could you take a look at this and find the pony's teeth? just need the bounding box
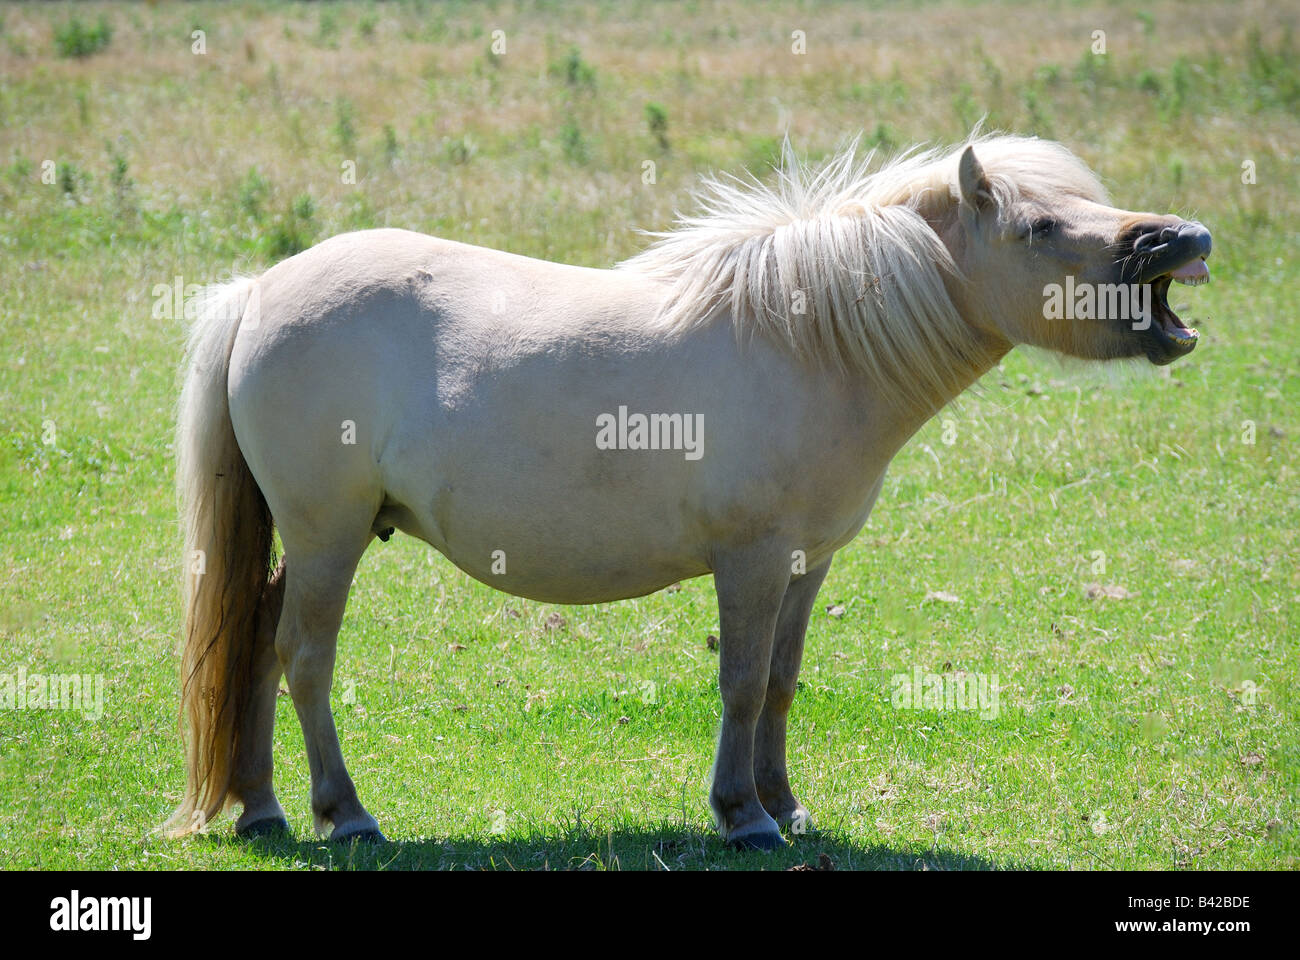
[1171,259,1210,285]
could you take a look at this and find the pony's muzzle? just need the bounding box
[1127,220,1212,282]
[1114,217,1214,365]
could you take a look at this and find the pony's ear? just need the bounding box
[958,146,994,215]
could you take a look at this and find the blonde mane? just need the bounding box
[619,133,1109,408]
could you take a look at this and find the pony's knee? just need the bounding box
[763,681,796,715]
[277,642,334,699]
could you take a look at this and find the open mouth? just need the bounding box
[1145,258,1208,362]
[1121,223,1213,365]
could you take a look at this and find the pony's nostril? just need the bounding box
[1132,224,1185,255]
[1133,231,1161,253]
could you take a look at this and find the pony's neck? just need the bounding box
[867,327,1012,453]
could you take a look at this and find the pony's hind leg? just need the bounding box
[231,559,291,836]
[274,535,383,842]
[753,557,831,833]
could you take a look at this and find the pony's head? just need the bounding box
[931,137,1212,367]
[622,133,1213,410]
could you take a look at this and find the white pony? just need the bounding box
[168,134,1211,849]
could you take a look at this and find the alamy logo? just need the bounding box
[595,406,704,461]
[0,668,103,720]
[49,891,151,940]
[1042,276,1152,328]
[891,666,1000,720]
[151,276,258,326]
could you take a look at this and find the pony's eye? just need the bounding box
[1017,218,1055,242]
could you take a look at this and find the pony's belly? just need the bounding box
[448,552,711,605]
[385,468,874,605]
[394,502,712,604]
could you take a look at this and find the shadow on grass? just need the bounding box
[204,823,1027,871]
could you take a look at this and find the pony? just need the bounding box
[166,133,1212,850]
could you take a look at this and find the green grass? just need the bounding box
[0,0,1296,870]
[52,15,113,60]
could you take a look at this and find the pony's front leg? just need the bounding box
[709,545,793,850]
[754,557,831,833]
[275,547,384,842]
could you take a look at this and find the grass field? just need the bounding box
[0,0,1296,870]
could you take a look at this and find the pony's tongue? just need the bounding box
[1171,259,1210,285]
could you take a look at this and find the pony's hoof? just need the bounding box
[331,825,388,844]
[728,830,787,852]
[236,816,292,838]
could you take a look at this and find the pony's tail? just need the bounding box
[164,278,276,838]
